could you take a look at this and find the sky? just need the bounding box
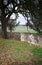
[10,13,27,25]
[10,13,33,25]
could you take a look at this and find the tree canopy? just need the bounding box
[0,0,42,38]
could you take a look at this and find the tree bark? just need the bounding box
[27,26,28,31]
[1,16,8,39]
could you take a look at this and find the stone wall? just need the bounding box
[8,32,20,40]
[21,33,42,45]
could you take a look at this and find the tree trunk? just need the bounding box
[36,28,41,33]
[1,17,8,39]
[27,26,28,31]
[10,30,12,38]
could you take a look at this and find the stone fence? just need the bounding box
[21,33,42,45]
[0,31,42,46]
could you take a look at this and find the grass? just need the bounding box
[7,26,38,33]
[0,39,42,65]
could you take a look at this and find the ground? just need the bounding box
[0,39,42,65]
[7,26,38,33]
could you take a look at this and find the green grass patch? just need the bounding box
[0,39,42,65]
[30,46,42,58]
[7,26,38,33]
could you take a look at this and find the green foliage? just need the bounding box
[8,19,19,31]
[8,19,19,38]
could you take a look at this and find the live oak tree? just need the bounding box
[0,0,42,38]
[24,0,42,33]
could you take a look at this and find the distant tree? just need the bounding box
[8,19,19,38]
